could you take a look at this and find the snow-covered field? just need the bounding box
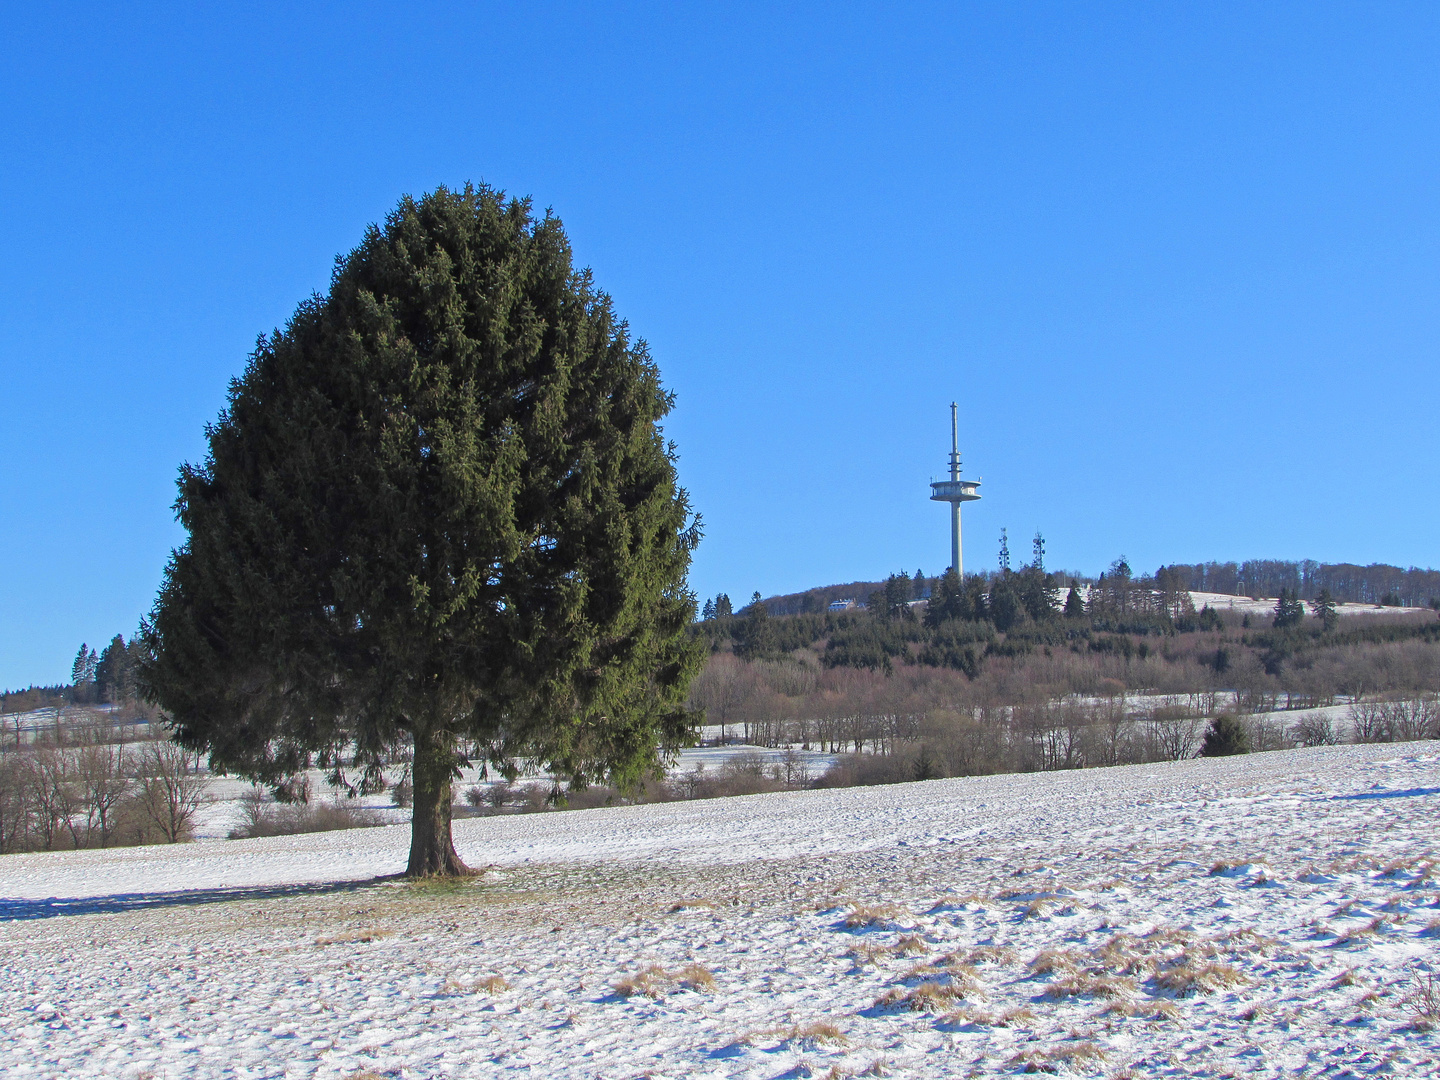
[1186,592,1431,620]
[4,743,1440,1078]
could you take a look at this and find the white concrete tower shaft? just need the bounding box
[929,402,981,576]
[948,402,961,573]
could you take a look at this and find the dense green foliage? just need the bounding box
[1200,713,1251,756]
[141,184,702,875]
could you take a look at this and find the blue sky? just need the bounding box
[3,2,1438,688]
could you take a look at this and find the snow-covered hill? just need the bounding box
[4,742,1439,1077]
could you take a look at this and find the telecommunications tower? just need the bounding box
[929,403,981,575]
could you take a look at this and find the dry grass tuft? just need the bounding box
[738,1020,848,1049]
[1029,948,1085,976]
[893,933,927,955]
[315,927,393,946]
[1008,1042,1106,1073]
[1423,918,1440,938]
[949,944,1017,967]
[929,893,988,910]
[844,903,906,929]
[1150,1000,1181,1021]
[1215,926,1281,952]
[847,942,893,966]
[1095,934,1156,976]
[615,962,713,997]
[876,980,967,1012]
[944,1004,1036,1028]
[441,973,509,995]
[1046,973,1136,1002]
[668,899,716,913]
[1154,961,1248,996]
[1381,855,1423,876]
[789,1020,848,1047]
[901,962,943,981]
[677,963,716,991]
[1330,968,1361,988]
[1333,916,1390,947]
[1404,970,1440,1031]
[613,964,671,999]
[1104,999,1178,1021]
[1023,898,1056,918]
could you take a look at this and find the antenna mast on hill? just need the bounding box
[929,403,981,575]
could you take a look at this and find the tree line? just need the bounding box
[1172,559,1440,607]
[0,710,208,854]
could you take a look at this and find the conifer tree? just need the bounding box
[95,635,131,704]
[1064,584,1086,618]
[924,568,970,626]
[1200,714,1250,756]
[1312,588,1338,631]
[988,576,1023,632]
[72,644,91,687]
[1272,588,1304,629]
[735,593,774,660]
[141,184,703,876]
[715,593,733,618]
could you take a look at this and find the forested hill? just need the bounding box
[753,559,1438,616]
[761,580,888,616]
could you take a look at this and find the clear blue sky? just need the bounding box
[3,2,1438,688]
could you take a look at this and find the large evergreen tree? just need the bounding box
[141,184,703,876]
[924,568,970,626]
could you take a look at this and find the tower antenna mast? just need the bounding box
[930,403,981,575]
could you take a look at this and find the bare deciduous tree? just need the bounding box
[135,741,209,843]
[76,740,131,848]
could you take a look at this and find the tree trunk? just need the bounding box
[407,728,472,877]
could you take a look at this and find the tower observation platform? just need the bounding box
[929,403,980,575]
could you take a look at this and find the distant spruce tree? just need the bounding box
[735,592,775,660]
[1064,584,1086,618]
[988,576,1024,632]
[701,597,716,621]
[924,568,970,626]
[95,634,132,704]
[912,568,927,600]
[141,184,703,877]
[1201,714,1250,756]
[964,574,990,622]
[71,644,92,687]
[715,593,733,618]
[1272,588,1305,629]
[1311,588,1338,632]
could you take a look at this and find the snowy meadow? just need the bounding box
[3,742,1439,1078]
